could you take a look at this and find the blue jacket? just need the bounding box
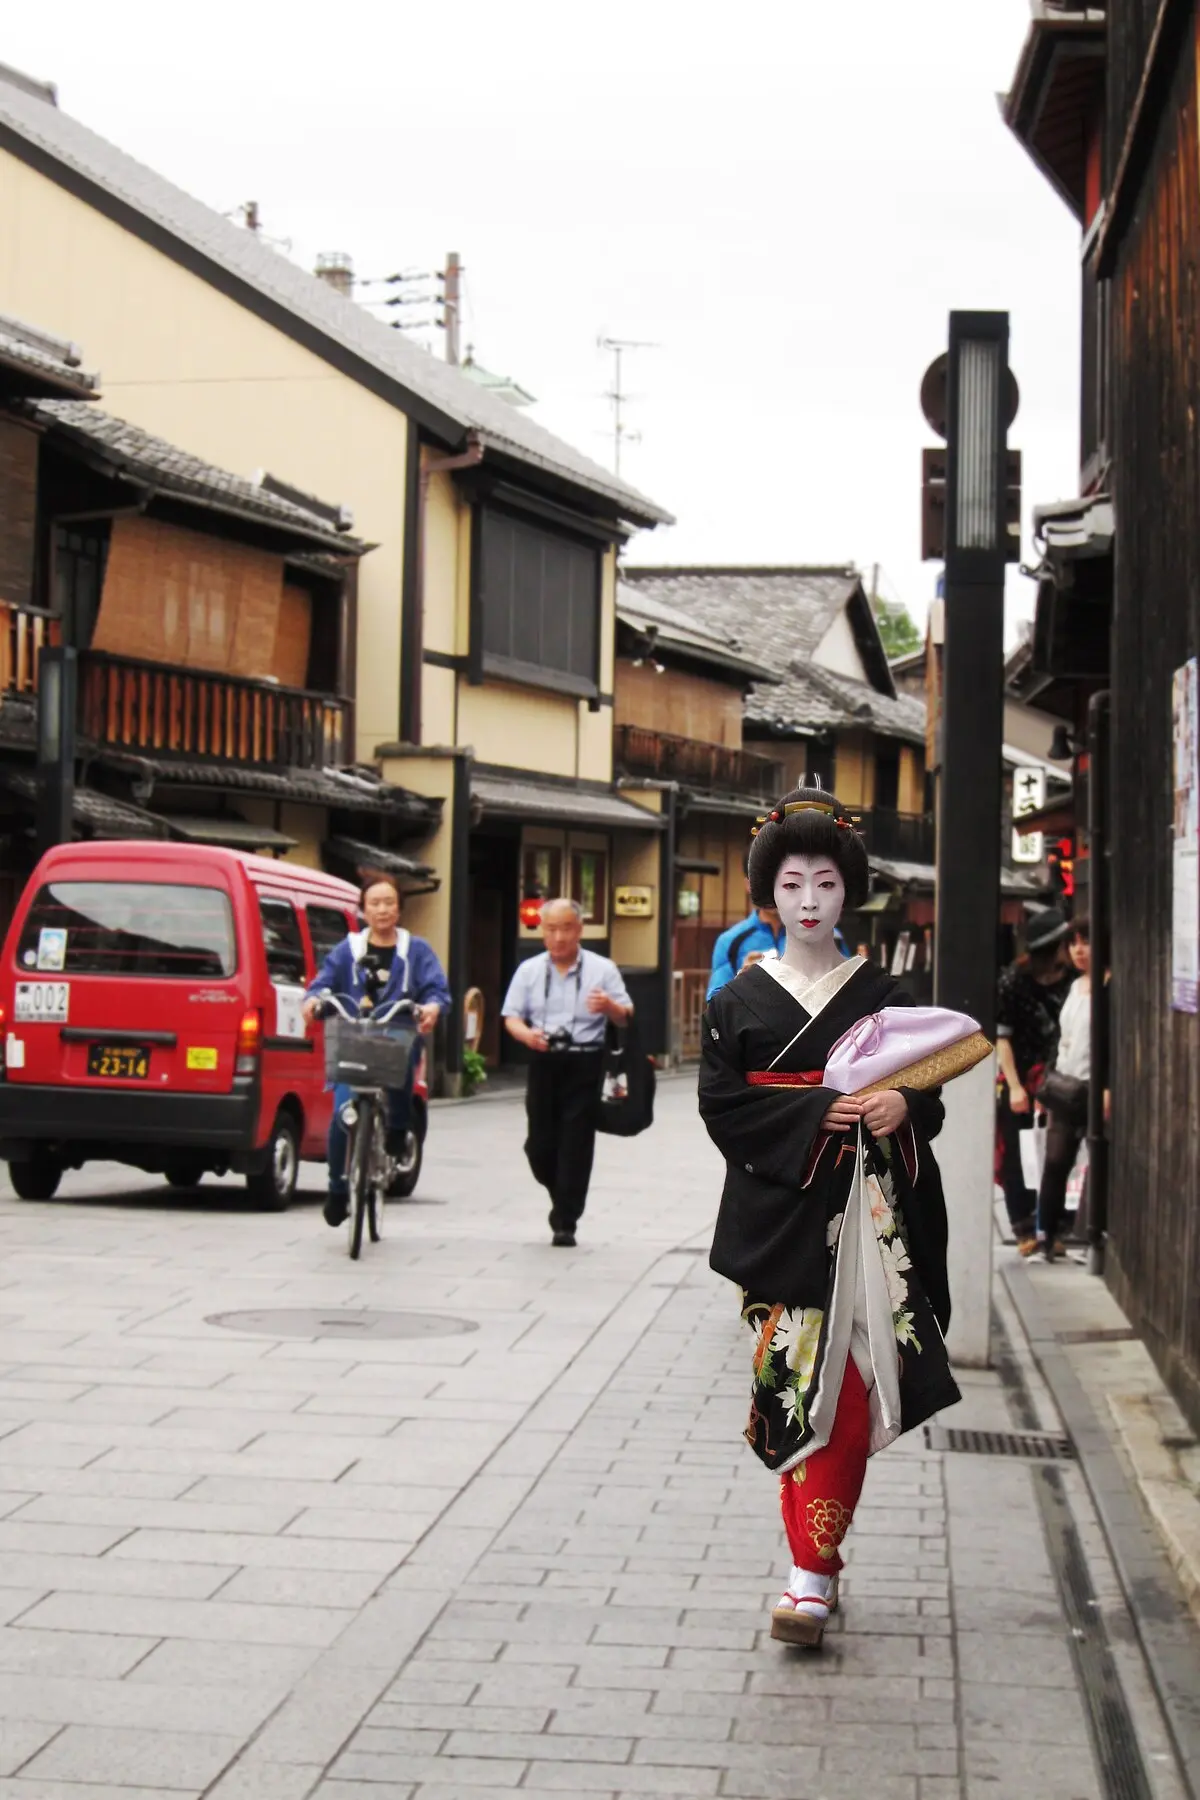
[707,912,786,1000]
[307,929,452,1013]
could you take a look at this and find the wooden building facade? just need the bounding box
[1006,0,1200,1429]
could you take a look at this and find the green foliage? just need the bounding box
[871,597,922,660]
[461,1047,488,1096]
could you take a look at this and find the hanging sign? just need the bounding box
[1011,767,1046,864]
[1171,658,1199,1012]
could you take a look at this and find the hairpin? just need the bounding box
[782,800,835,816]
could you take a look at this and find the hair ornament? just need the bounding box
[782,800,835,817]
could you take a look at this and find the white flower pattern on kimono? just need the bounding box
[894,1308,922,1349]
[866,1168,895,1236]
[826,1211,844,1249]
[878,1237,912,1314]
[774,1307,824,1389]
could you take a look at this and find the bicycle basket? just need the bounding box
[324,1014,418,1089]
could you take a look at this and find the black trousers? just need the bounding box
[1038,1110,1087,1247]
[524,1050,604,1229]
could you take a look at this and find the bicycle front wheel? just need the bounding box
[347,1106,369,1261]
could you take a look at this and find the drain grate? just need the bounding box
[1056,1326,1137,1345]
[925,1425,1074,1460]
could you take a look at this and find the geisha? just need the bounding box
[698,785,963,1647]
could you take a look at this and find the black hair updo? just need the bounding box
[747,785,870,911]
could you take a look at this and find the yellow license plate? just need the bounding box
[87,1045,150,1079]
[186,1046,218,1071]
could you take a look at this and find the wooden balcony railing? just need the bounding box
[857,807,936,865]
[80,652,349,770]
[615,723,784,799]
[0,603,59,698]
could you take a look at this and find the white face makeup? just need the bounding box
[773,854,846,951]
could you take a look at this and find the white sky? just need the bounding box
[5,0,1081,637]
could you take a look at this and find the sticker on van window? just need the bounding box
[273,986,308,1042]
[14,982,69,1023]
[186,1046,218,1071]
[36,928,67,972]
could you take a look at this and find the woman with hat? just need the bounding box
[698,786,962,1648]
[995,907,1074,1255]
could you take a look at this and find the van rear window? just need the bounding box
[16,882,237,979]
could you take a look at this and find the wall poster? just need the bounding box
[1171,656,1199,1012]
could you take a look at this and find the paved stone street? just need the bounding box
[0,1078,1187,1799]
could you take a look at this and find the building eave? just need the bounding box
[1003,10,1106,220]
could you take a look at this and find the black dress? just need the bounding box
[698,957,961,1473]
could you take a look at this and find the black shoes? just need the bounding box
[552,1229,577,1248]
[323,1194,349,1227]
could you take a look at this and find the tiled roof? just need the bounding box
[751,661,927,744]
[0,74,670,529]
[622,566,922,742]
[621,566,859,661]
[0,320,97,397]
[92,753,442,826]
[472,772,665,831]
[616,585,778,684]
[32,401,361,552]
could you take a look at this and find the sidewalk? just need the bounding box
[0,1083,1189,1797]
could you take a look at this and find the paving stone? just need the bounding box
[16,1591,352,1646]
[20,1723,242,1788]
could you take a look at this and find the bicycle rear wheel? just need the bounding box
[347,1107,369,1261]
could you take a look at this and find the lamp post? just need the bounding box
[922,311,1018,1368]
[35,646,77,860]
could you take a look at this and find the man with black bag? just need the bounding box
[502,899,633,1247]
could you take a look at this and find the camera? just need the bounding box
[545,1027,575,1053]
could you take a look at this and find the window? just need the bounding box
[307,904,351,965]
[570,849,608,928]
[476,505,600,694]
[258,897,306,985]
[16,882,236,979]
[521,846,562,901]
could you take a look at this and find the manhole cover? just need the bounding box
[206,1309,478,1341]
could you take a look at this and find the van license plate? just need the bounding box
[14,982,68,1023]
[87,1045,150,1080]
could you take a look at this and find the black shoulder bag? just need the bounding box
[596,1012,656,1137]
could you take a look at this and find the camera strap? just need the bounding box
[541,954,584,1038]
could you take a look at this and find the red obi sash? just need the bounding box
[745,1070,824,1088]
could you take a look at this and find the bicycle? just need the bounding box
[315,993,419,1259]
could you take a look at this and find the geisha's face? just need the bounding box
[774,854,845,949]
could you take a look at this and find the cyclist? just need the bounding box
[302,871,451,1227]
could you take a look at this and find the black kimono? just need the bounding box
[699,955,961,1473]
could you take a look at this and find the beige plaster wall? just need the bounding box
[610,827,661,967]
[0,149,408,759]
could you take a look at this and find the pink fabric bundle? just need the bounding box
[823,1006,991,1096]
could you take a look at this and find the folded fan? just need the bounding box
[823,1007,992,1096]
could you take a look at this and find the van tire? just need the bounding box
[165,1159,206,1191]
[246,1113,299,1212]
[8,1154,63,1202]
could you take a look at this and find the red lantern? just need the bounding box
[519,895,544,930]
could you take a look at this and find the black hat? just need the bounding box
[1025,907,1070,951]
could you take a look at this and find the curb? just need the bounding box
[1004,1261,1200,1798]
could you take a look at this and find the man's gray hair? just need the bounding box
[542,896,584,921]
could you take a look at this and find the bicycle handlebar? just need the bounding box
[311,994,418,1026]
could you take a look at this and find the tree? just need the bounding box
[871,595,922,660]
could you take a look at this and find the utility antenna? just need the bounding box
[597,335,659,477]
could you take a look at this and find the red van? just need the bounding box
[0,841,366,1207]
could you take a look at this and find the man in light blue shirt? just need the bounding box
[503,898,631,1247]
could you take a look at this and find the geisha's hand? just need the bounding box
[820,1095,863,1134]
[860,1089,909,1138]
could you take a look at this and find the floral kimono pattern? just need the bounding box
[699,956,961,1475]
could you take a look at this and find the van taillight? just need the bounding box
[235,1009,262,1075]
